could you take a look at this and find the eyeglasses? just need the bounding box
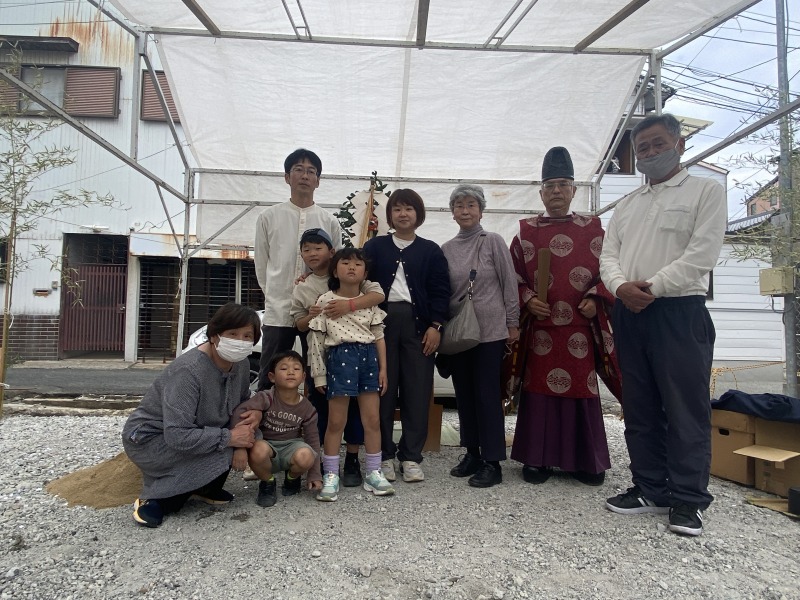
[290,166,318,177]
[541,181,574,191]
[634,139,678,158]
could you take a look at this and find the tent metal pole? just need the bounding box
[495,0,541,47]
[595,59,653,191]
[574,0,651,52]
[484,0,524,46]
[186,205,258,259]
[155,185,184,256]
[85,0,139,37]
[775,0,797,395]
[191,168,594,186]
[175,170,193,357]
[141,39,190,170]
[655,0,761,60]
[129,35,144,158]
[295,0,313,39]
[416,0,431,48]
[143,27,648,55]
[280,0,312,39]
[654,52,662,115]
[180,0,221,36]
[682,97,800,167]
[0,68,187,202]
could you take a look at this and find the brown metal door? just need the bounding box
[60,264,127,352]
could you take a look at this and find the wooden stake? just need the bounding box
[537,248,551,320]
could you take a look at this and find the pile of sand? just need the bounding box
[42,424,493,510]
[46,452,142,509]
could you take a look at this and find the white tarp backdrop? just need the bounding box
[109,0,751,244]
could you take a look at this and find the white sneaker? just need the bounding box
[381,460,397,482]
[364,470,395,496]
[242,467,258,481]
[316,472,339,502]
[401,460,425,482]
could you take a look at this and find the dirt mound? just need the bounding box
[46,452,141,509]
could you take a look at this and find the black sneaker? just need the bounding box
[133,498,163,528]
[522,465,553,484]
[192,488,235,505]
[282,471,302,496]
[450,453,483,478]
[605,486,670,515]
[669,504,704,536]
[257,479,277,507]
[468,463,502,488]
[342,457,363,487]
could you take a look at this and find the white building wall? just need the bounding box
[1,1,188,320]
[708,245,784,362]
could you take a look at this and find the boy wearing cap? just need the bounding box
[291,228,385,486]
[254,148,344,392]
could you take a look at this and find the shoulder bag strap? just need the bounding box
[467,234,487,300]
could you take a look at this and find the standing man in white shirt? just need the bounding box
[599,113,727,537]
[254,149,343,391]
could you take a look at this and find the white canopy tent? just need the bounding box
[2,0,775,347]
[107,0,757,245]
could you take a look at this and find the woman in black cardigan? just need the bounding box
[363,189,450,484]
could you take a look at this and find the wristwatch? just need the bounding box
[432,322,443,332]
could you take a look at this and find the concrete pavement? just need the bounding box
[5,359,165,397]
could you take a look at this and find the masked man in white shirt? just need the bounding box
[599,113,727,537]
[254,149,343,391]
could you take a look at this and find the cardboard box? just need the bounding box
[734,419,800,497]
[711,409,756,486]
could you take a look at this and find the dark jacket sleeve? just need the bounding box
[426,242,451,325]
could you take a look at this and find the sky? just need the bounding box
[662,0,800,221]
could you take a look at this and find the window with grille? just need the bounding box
[140,70,180,123]
[0,64,120,118]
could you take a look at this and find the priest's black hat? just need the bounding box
[542,146,574,181]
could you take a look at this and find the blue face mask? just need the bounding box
[636,141,681,180]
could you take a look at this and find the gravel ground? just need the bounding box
[1,411,799,600]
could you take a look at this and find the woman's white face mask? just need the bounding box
[214,336,253,363]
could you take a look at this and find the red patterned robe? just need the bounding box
[509,213,613,474]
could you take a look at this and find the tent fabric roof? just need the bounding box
[111,1,750,52]
[107,0,748,235]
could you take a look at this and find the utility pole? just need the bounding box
[776,0,797,396]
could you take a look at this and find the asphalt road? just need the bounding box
[5,362,164,397]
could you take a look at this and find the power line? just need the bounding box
[701,34,799,49]
[742,10,800,29]
[662,66,780,102]
[34,144,181,193]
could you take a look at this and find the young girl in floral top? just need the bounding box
[308,247,393,501]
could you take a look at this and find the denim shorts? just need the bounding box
[326,342,380,399]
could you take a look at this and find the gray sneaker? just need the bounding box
[380,459,397,482]
[401,460,425,482]
[316,472,339,502]
[364,470,395,496]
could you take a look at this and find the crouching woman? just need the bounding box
[122,303,262,528]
